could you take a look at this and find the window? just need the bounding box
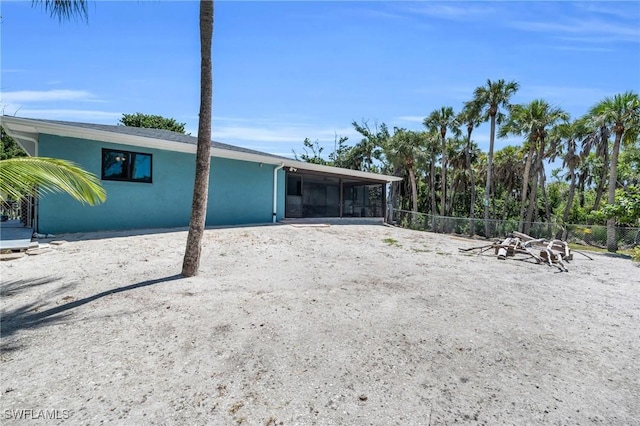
[102,148,152,183]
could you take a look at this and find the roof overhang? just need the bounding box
[0,116,402,183]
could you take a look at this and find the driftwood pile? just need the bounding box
[459,231,593,272]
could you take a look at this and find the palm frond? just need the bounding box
[32,0,88,22]
[0,157,106,205]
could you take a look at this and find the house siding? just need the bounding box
[38,134,285,233]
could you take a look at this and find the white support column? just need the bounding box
[273,163,285,223]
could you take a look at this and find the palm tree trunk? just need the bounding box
[606,131,623,252]
[408,166,418,213]
[430,150,437,230]
[483,114,496,237]
[591,136,609,217]
[465,129,476,236]
[592,166,607,213]
[525,138,545,234]
[560,165,577,239]
[519,140,536,233]
[469,165,477,236]
[182,0,214,277]
[440,134,447,232]
[539,167,552,237]
[524,168,539,235]
[578,171,586,208]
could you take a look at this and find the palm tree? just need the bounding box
[182,0,214,276]
[550,119,589,235]
[445,137,470,217]
[456,104,483,233]
[469,79,519,237]
[581,118,611,215]
[500,99,568,233]
[0,157,106,205]
[424,107,458,224]
[588,91,640,252]
[424,130,441,229]
[385,128,426,213]
[527,106,569,230]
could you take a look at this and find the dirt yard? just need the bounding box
[1,223,639,425]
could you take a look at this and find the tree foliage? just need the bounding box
[293,138,329,165]
[119,113,188,134]
[1,127,28,160]
[588,91,640,251]
[600,186,640,225]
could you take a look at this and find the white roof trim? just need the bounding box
[0,116,402,182]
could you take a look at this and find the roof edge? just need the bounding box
[0,116,402,182]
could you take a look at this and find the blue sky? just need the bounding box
[1,1,639,159]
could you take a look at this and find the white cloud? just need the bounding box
[509,18,640,43]
[549,45,613,53]
[518,85,611,109]
[574,3,640,21]
[212,123,357,144]
[404,3,495,21]
[396,116,425,123]
[1,89,97,103]
[205,116,366,156]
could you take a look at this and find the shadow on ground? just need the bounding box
[0,274,183,344]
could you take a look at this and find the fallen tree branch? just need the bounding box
[458,232,583,272]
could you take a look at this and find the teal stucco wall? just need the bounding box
[37,134,285,233]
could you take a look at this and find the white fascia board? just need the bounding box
[210,147,287,166]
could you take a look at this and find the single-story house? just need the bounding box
[1,116,402,234]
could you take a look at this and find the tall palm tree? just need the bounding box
[499,103,537,232]
[34,0,215,275]
[469,79,519,237]
[445,137,469,216]
[500,99,568,233]
[527,106,569,230]
[457,104,483,233]
[581,118,611,215]
[588,91,640,252]
[550,118,589,234]
[424,106,458,223]
[422,130,440,229]
[0,157,106,205]
[182,0,214,276]
[385,128,426,213]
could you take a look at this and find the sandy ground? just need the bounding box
[1,223,639,425]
